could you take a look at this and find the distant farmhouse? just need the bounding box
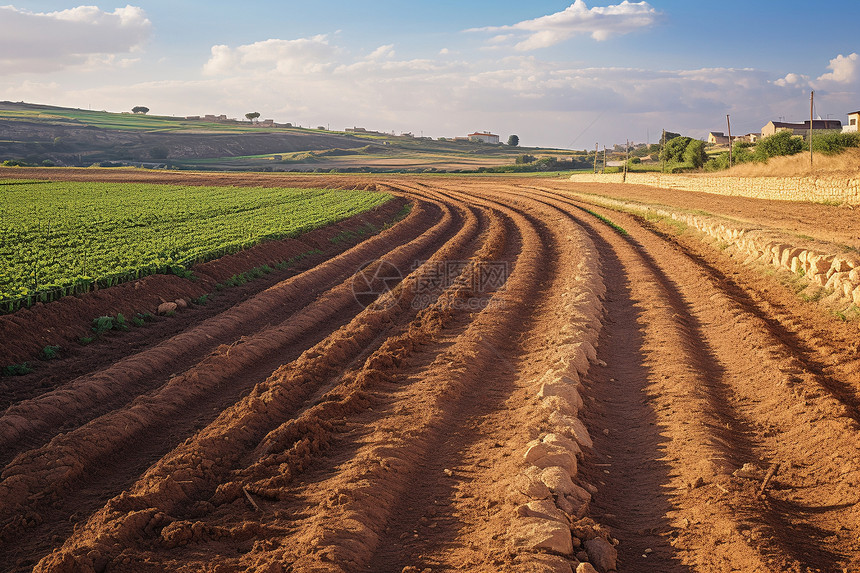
[708,115,849,146]
[708,132,759,145]
[843,111,859,133]
[468,131,500,144]
[707,132,731,145]
[761,119,842,137]
[345,127,386,136]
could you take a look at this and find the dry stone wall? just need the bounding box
[564,192,860,308]
[568,173,860,204]
[508,215,617,573]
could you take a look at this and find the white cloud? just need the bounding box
[183,42,802,145]
[773,72,809,87]
[203,35,335,75]
[468,0,659,50]
[0,5,151,73]
[366,44,395,60]
[817,52,859,85]
[4,30,845,148]
[773,52,860,90]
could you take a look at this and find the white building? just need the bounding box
[468,131,500,144]
[843,111,859,133]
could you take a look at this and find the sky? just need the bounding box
[1,1,859,149]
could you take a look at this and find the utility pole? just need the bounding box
[810,90,814,167]
[593,143,598,173]
[661,129,666,173]
[726,114,733,168]
[623,139,629,183]
[603,146,607,173]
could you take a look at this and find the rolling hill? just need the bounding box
[0,101,579,172]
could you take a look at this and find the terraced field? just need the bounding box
[1,170,859,572]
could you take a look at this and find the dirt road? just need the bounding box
[1,174,859,572]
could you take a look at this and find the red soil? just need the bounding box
[0,169,858,573]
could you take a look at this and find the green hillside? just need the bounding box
[0,101,581,172]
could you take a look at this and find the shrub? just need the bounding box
[754,131,804,160]
[515,154,537,164]
[704,153,730,172]
[811,131,860,154]
[732,141,756,163]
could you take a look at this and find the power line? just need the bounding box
[567,110,606,148]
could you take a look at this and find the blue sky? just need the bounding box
[1,1,858,148]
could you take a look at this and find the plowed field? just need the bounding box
[2,171,860,573]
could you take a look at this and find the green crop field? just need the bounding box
[0,180,390,311]
[0,105,271,133]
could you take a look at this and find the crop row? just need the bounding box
[0,179,390,311]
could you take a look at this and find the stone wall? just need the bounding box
[507,202,617,571]
[568,172,860,204]
[563,191,860,308]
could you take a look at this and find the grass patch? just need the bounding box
[275,249,324,271]
[330,230,357,244]
[579,207,628,236]
[40,345,61,360]
[2,362,33,377]
[642,212,689,236]
[215,264,275,290]
[800,287,826,302]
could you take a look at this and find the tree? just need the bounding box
[659,136,692,163]
[507,134,519,147]
[245,112,261,123]
[131,106,149,114]
[683,139,707,168]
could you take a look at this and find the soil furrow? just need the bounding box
[0,198,431,463]
[557,194,860,572]
[0,195,466,568]
[279,197,519,572]
[30,193,494,571]
[2,174,859,572]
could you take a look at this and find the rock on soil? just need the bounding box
[510,517,574,555]
[157,301,178,315]
[583,537,618,572]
